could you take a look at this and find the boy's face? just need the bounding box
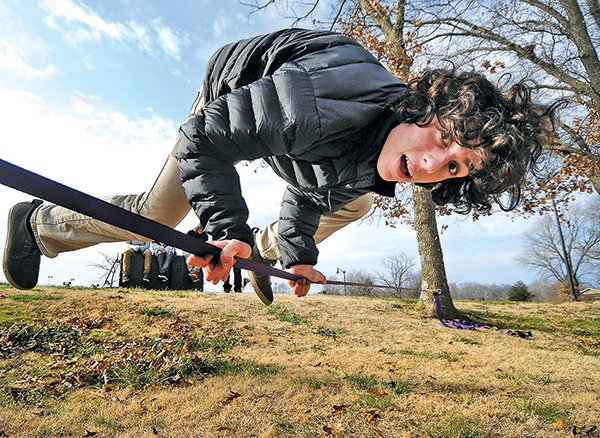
[377,119,483,184]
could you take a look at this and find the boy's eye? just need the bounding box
[441,130,449,140]
[449,161,459,176]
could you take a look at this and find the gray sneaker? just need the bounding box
[247,237,275,305]
[2,199,44,290]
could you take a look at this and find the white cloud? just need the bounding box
[0,40,59,80]
[153,20,180,61]
[71,97,94,114]
[128,21,152,54]
[212,11,229,37]
[40,0,126,41]
[82,54,95,70]
[40,0,184,61]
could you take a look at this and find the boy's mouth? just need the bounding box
[399,154,412,178]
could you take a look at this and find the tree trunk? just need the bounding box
[413,185,461,319]
[589,172,600,195]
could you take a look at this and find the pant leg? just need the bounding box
[30,89,207,258]
[256,193,373,262]
[233,267,242,291]
[157,252,165,272]
[122,249,134,274]
[223,275,232,291]
[163,253,174,273]
[143,249,152,274]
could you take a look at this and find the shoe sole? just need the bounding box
[3,204,35,290]
[248,271,274,306]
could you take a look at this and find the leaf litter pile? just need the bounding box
[0,286,598,437]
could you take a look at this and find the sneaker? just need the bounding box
[247,230,275,305]
[122,273,130,283]
[158,274,168,282]
[188,271,200,282]
[2,199,44,290]
[143,272,150,283]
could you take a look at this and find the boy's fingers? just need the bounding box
[205,257,233,283]
[288,277,310,297]
[187,253,213,267]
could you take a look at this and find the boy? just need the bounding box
[3,28,556,304]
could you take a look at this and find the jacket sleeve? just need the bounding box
[176,64,322,245]
[277,186,323,267]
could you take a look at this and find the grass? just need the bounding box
[316,326,349,338]
[387,348,466,362]
[266,303,307,324]
[139,306,173,317]
[0,286,598,437]
[9,292,61,302]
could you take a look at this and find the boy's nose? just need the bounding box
[422,153,447,173]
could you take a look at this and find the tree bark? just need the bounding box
[589,172,600,194]
[413,185,461,318]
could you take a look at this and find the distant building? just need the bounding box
[579,288,600,301]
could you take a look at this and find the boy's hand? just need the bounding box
[186,239,251,284]
[287,265,326,297]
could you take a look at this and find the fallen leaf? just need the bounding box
[152,426,159,435]
[80,431,97,437]
[552,419,565,430]
[370,427,384,436]
[224,391,241,404]
[366,408,382,423]
[495,390,513,397]
[580,425,597,434]
[332,404,349,414]
[367,389,388,396]
[322,423,344,436]
[573,425,598,435]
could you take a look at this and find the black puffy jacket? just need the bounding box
[176,28,406,267]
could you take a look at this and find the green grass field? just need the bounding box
[0,286,598,437]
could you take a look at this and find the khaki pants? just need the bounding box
[122,248,152,274]
[30,89,373,262]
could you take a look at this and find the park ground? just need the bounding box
[0,284,598,437]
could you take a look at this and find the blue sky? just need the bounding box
[0,0,556,290]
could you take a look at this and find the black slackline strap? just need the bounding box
[0,158,399,289]
[0,158,301,282]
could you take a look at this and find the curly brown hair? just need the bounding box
[395,68,558,214]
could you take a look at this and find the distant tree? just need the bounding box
[517,199,600,296]
[529,278,564,302]
[449,282,510,301]
[508,281,534,301]
[376,252,418,297]
[273,282,289,294]
[345,269,375,296]
[88,252,120,287]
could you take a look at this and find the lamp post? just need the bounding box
[336,267,347,296]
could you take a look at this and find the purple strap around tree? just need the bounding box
[433,292,532,338]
